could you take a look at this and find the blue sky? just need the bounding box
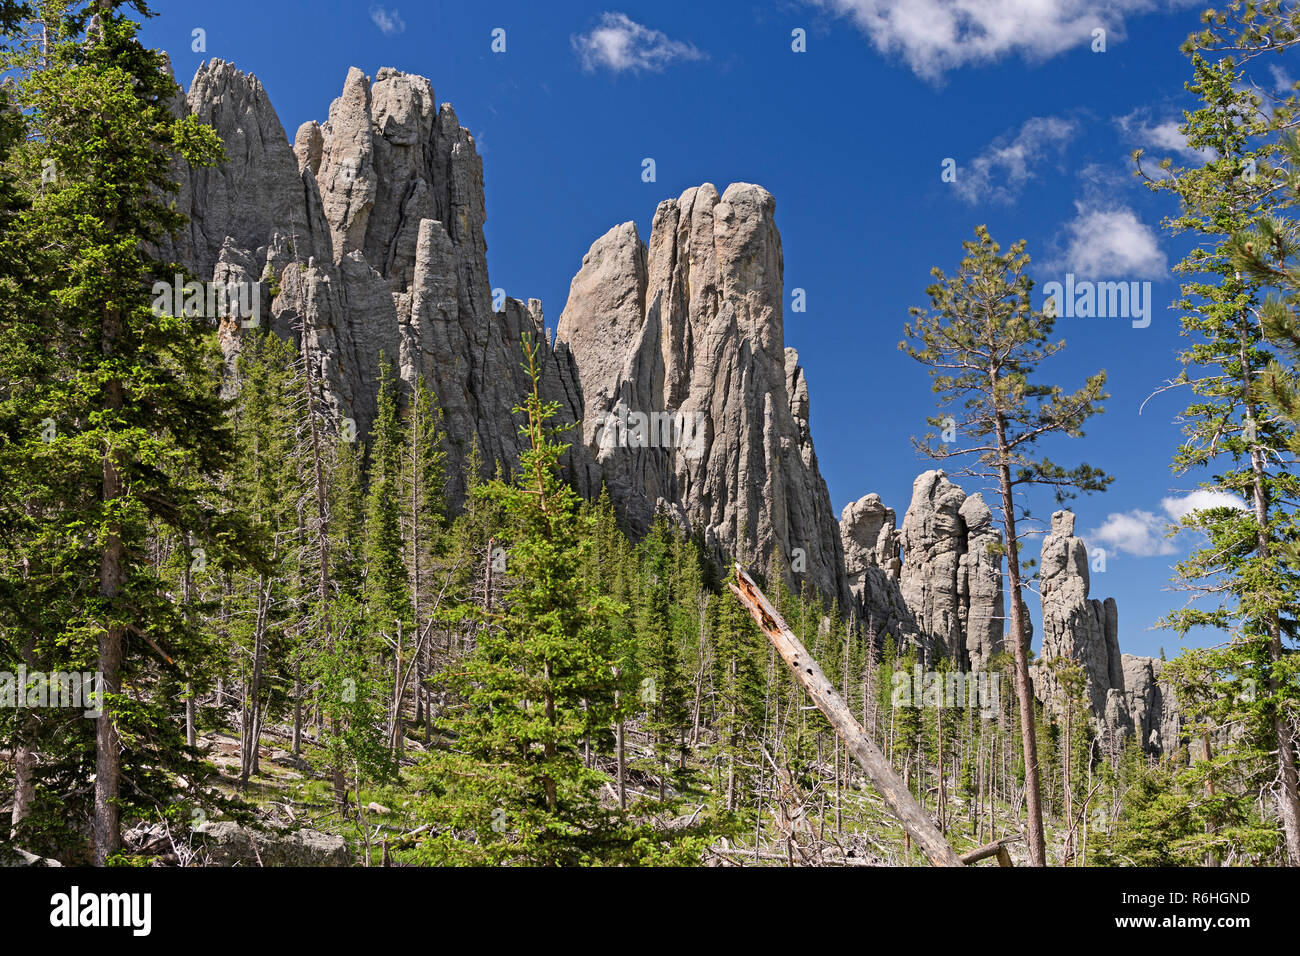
[141,0,1299,658]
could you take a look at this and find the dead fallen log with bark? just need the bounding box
[959,834,1022,866]
[729,564,968,868]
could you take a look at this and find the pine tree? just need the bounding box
[902,225,1112,865]
[228,331,300,786]
[1140,51,1300,865]
[0,2,256,863]
[280,244,351,809]
[582,485,641,809]
[1093,750,1281,865]
[363,357,410,642]
[414,338,701,865]
[402,375,447,747]
[635,516,693,799]
[329,436,366,594]
[1048,655,1090,862]
[0,3,37,838]
[1185,0,1300,94]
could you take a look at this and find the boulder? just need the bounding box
[196,820,351,867]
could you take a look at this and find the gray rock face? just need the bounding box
[958,494,1005,671]
[170,59,320,278]
[895,471,1003,669]
[839,494,918,647]
[1037,510,1122,718]
[556,184,850,606]
[171,63,1191,752]
[172,62,846,605]
[169,61,590,510]
[1034,509,1178,753]
[0,845,61,866]
[1121,655,1182,755]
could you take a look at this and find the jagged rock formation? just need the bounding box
[1122,655,1183,755]
[842,484,1181,752]
[1036,510,1123,718]
[1033,510,1180,753]
[958,493,1006,672]
[840,471,1002,669]
[168,61,1187,752]
[556,184,849,605]
[892,471,1004,669]
[169,61,847,604]
[839,494,918,647]
[168,60,594,509]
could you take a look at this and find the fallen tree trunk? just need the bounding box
[959,835,1021,866]
[729,565,965,868]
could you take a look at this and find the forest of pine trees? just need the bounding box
[0,0,1297,869]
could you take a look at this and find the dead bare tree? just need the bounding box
[730,565,965,867]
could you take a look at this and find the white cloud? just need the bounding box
[1116,109,1205,163]
[1270,64,1296,94]
[1085,491,1248,557]
[1143,121,1201,160]
[573,13,706,74]
[1161,489,1248,522]
[1077,162,1125,189]
[809,0,1185,81]
[1087,509,1176,557]
[370,5,405,37]
[955,116,1078,204]
[1054,202,1167,279]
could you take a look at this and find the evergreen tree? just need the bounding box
[363,357,410,641]
[0,1,254,863]
[707,572,766,815]
[1140,50,1300,865]
[635,516,693,798]
[401,376,447,745]
[902,225,1112,865]
[228,331,300,786]
[1094,750,1281,865]
[329,436,366,594]
[414,339,705,865]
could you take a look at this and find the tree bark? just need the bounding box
[240,575,270,786]
[731,567,963,867]
[391,619,404,756]
[182,538,196,749]
[615,677,626,810]
[1241,327,1300,865]
[937,700,946,835]
[292,665,302,758]
[94,314,127,864]
[11,632,37,835]
[299,310,345,810]
[996,423,1047,866]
